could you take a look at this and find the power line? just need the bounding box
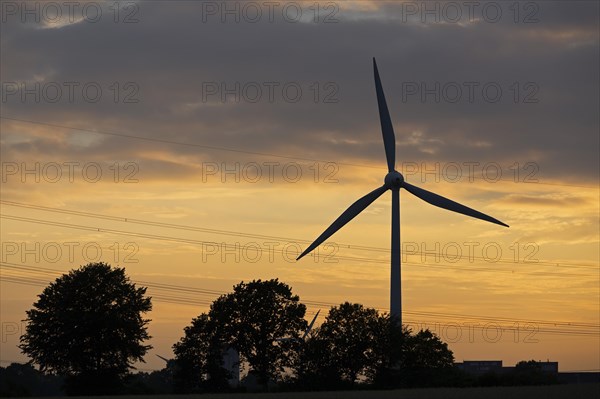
[0,115,378,169]
[2,262,598,337]
[1,115,595,189]
[2,213,597,278]
[1,201,597,272]
[2,274,597,337]
[0,199,323,245]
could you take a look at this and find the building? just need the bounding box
[455,360,559,376]
[222,346,240,387]
[455,360,503,375]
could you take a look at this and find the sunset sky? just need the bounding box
[1,1,598,373]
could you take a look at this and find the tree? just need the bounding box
[293,304,455,389]
[408,329,454,367]
[19,262,152,395]
[372,325,455,388]
[0,363,64,397]
[172,313,230,393]
[367,315,410,386]
[290,330,342,390]
[401,329,455,387]
[301,302,383,385]
[209,279,307,389]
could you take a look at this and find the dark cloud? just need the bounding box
[1,0,598,185]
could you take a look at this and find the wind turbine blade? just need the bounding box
[373,58,396,172]
[303,310,321,340]
[403,182,509,227]
[156,354,170,363]
[297,185,389,260]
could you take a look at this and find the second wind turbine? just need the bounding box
[296,58,509,326]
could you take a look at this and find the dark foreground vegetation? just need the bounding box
[2,358,570,397]
[0,263,581,396]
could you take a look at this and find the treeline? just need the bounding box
[169,281,455,393]
[470,360,559,387]
[1,263,557,396]
[0,359,560,396]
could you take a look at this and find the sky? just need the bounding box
[1,0,598,373]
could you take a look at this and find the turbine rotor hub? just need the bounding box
[385,171,404,188]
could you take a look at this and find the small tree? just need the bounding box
[407,329,454,368]
[372,324,455,388]
[401,329,455,387]
[19,262,152,395]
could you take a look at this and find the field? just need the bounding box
[18,384,600,399]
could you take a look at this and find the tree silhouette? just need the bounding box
[509,360,558,385]
[407,329,454,368]
[290,329,341,390]
[209,279,306,389]
[0,363,63,397]
[299,302,382,385]
[19,262,152,395]
[294,304,455,389]
[367,314,410,385]
[172,313,230,393]
[400,328,455,387]
[372,324,455,388]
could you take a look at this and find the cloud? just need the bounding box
[0,1,597,187]
[503,194,592,208]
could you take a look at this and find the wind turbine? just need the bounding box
[296,58,508,326]
[156,354,171,363]
[156,354,177,370]
[302,309,320,340]
[276,310,321,342]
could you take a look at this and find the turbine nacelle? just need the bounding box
[384,171,404,189]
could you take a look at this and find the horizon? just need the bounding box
[1,0,598,375]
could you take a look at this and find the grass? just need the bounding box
[19,383,600,399]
